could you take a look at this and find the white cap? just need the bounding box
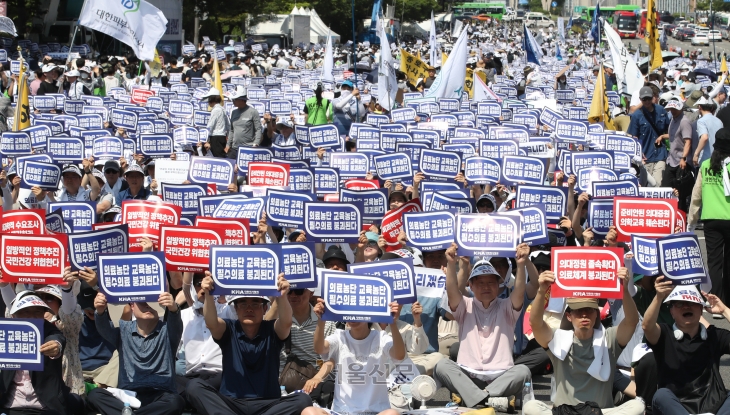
[9,292,51,315]
[201,87,221,99]
[469,260,502,282]
[229,85,247,100]
[663,285,705,305]
[226,295,270,304]
[696,96,714,106]
[276,117,294,129]
[66,70,80,77]
[665,99,683,111]
[42,64,57,73]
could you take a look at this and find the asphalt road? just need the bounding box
[620,33,730,63]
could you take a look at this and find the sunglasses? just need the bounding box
[288,289,306,296]
[105,170,119,174]
[641,97,653,101]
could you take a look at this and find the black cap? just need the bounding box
[76,281,98,310]
[322,246,350,265]
[103,160,120,172]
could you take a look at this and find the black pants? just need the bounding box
[306,377,335,408]
[662,164,694,213]
[226,147,239,160]
[634,352,658,415]
[0,409,62,415]
[705,220,730,303]
[87,388,185,415]
[186,378,312,415]
[209,135,228,158]
[514,338,552,376]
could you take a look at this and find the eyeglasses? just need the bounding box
[234,301,265,309]
[287,289,306,296]
[641,97,653,101]
[105,170,119,174]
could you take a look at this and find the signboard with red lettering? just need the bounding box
[131,89,157,105]
[194,217,250,245]
[0,210,45,235]
[380,199,422,252]
[344,179,380,190]
[1,234,68,284]
[551,247,624,299]
[160,226,224,272]
[613,197,677,242]
[121,201,182,244]
[247,162,290,187]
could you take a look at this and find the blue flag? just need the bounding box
[523,23,543,65]
[556,44,562,61]
[591,4,601,43]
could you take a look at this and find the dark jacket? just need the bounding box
[0,321,67,413]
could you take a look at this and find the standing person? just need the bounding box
[661,98,696,212]
[36,65,60,96]
[303,82,332,126]
[689,128,730,304]
[30,69,44,95]
[694,96,724,167]
[202,88,230,158]
[226,86,262,158]
[184,272,312,415]
[88,292,185,415]
[642,282,730,415]
[332,80,366,135]
[627,86,670,187]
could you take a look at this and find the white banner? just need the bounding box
[155,159,191,184]
[604,21,644,96]
[79,0,167,61]
[424,24,469,99]
[0,16,17,37]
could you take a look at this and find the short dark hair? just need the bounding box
[208,95,222,104]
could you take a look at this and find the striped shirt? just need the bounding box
[206,104,230,137]
[280,306,337,373]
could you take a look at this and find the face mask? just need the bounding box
[81,73,90,80]
[190,283,204,309]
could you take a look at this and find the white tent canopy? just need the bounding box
[247,7,341,45]
[400,13,451,38]
[291,7,341,44]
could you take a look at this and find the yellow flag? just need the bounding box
[722,55,728,73]
[399,48,430,86]
[13,64,30,132]
[417,50,421,61]
[213,53,223,100]
[588,64,615,130]
[149,49,162,78]
[442,52,448,66]
[644,0,663,72]
[464,69,486,99]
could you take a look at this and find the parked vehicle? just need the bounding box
[709,29,722,42]
[676,28,695,41]
[526,14,554,28]
[691,32,709,45]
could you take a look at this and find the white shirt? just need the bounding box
[179,303,236,375]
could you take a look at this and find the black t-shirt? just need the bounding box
[167,67,184,73]
[36,81,59,96]
[717,105,730,129]
[650,323,730,394]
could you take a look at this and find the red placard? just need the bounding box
[0,209,45,235]
[160,226,224,272]
[194,217,250,245]
[323,194,339,202]
[676,210,686,233]
[93,222,122,230]
[1,233,68,284]
[131,88,157,105]
[613,197,677,242]
[380,199,422,252]
[344,179,380,190]
[551,247,624,299]
[121,200,182,244]
[248,162,290,187]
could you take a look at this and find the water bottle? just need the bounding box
[522,382,534,406]
[280,386,288,397]
[400,384,412,409]
[121,402,133,415]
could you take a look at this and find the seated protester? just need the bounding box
[301,299,406,415]
[0,291,67,415]
[100,205,121,223]
[176,272,236,394]
[118,164,152,201]
[526,267,644,415]
[433,243,532,411]
[88,292,185,415]
[476,194,497,213]
[643,280,730,415]
[77,283,119,389]
[47,161,100,202]
[185,272,312,415]
[321,245,350,271]
[263,113,297,146]
[101,160,128,205]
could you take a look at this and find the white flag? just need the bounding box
[473,71,502,103]
[78,0,167,61]
[453,19,464,39]
[558,17,565,44]
[604,21,643,96]
[322,32,334,82]
[429,11,438,66]
[424,24,469,99]
[377,22,398,111]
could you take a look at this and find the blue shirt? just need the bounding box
[79,314,116,371]
[215,319,284,399]
[696,113,724,165]
[400,297,446,353]
[95,309,182,393]
[118,187,151,201]
[627,104,670,163]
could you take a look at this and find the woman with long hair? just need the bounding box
[689,127,730,306]
[303,82,332,126]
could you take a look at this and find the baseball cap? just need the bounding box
[663,285,705,305]
[124,163,145,176]
[104,160,120,172]
[322,245,350,265]
[9,292,52,315]
[62,164,82,177]
[226,295,270,304]
[276,117,294,129]
[639,86,654,99]
[665,98,683,111]
[469,260,502,282]
[42,64,57,73]
[35,285,63,301]
[341,80,354,89]
[566,298,600,310]
[66,70,80,77]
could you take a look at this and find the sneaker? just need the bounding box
[487,395,516,413]
[450,393,463,406]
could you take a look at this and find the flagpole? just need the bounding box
[351,0,358,122]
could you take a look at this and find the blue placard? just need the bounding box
[309,125,340,148]
[340,188,388,223]
[47,136,84,163]
[587,199,614,238]
[419,149,461,181]
[455,213,522,257]
[236,147,273,174]
[373,153,412,181]
[21,161,61,190]
[78,114,104,130]
[429,192,474,214]
[571,151,614,173]
[98,252,167,303]
[512,206,550,246]
[606,135,640,158]
[161,183,207,215]
[632,235,659,276]
[1,132,32,155]
[209,245,281,295]
[515,185,568,225]
[464,156,500,185]
[172,127,199,145]
[539,107,564,129]
[197,194,249,217]
[480,139,519,159]
[657,233,708,285]
[289,168,315,192]
[380,132,412,152]
[592,180,639,199]
[422,189,468,212]
[265,189,316,228]
[554,119,588,142]
[329,153,369,178]
[269,100,292,116]
[270,144,301,162]
[313,167,339,196]
[0,319,44,371]
[391,108,417,123]
[34,120,64,135]
[212,198,266,227]
[282,242,317,289]
[349,258,417,304]
[33,96,57,112]
[46,209,65,233]
[140,134,174,157]
[577,167,618,193]
[47,201,96,232]
[501,155,545,185]
[110,109,138,129]
[93,137,123,159]
[23,126,52,149]
[188,156,234,187]
[303,202,362,243]
[477,102,502,116]
[67,225,129,270]
[410,129,440,147]
[402,210,456,252]
[491,128,528,143]
[320,271,393,323]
